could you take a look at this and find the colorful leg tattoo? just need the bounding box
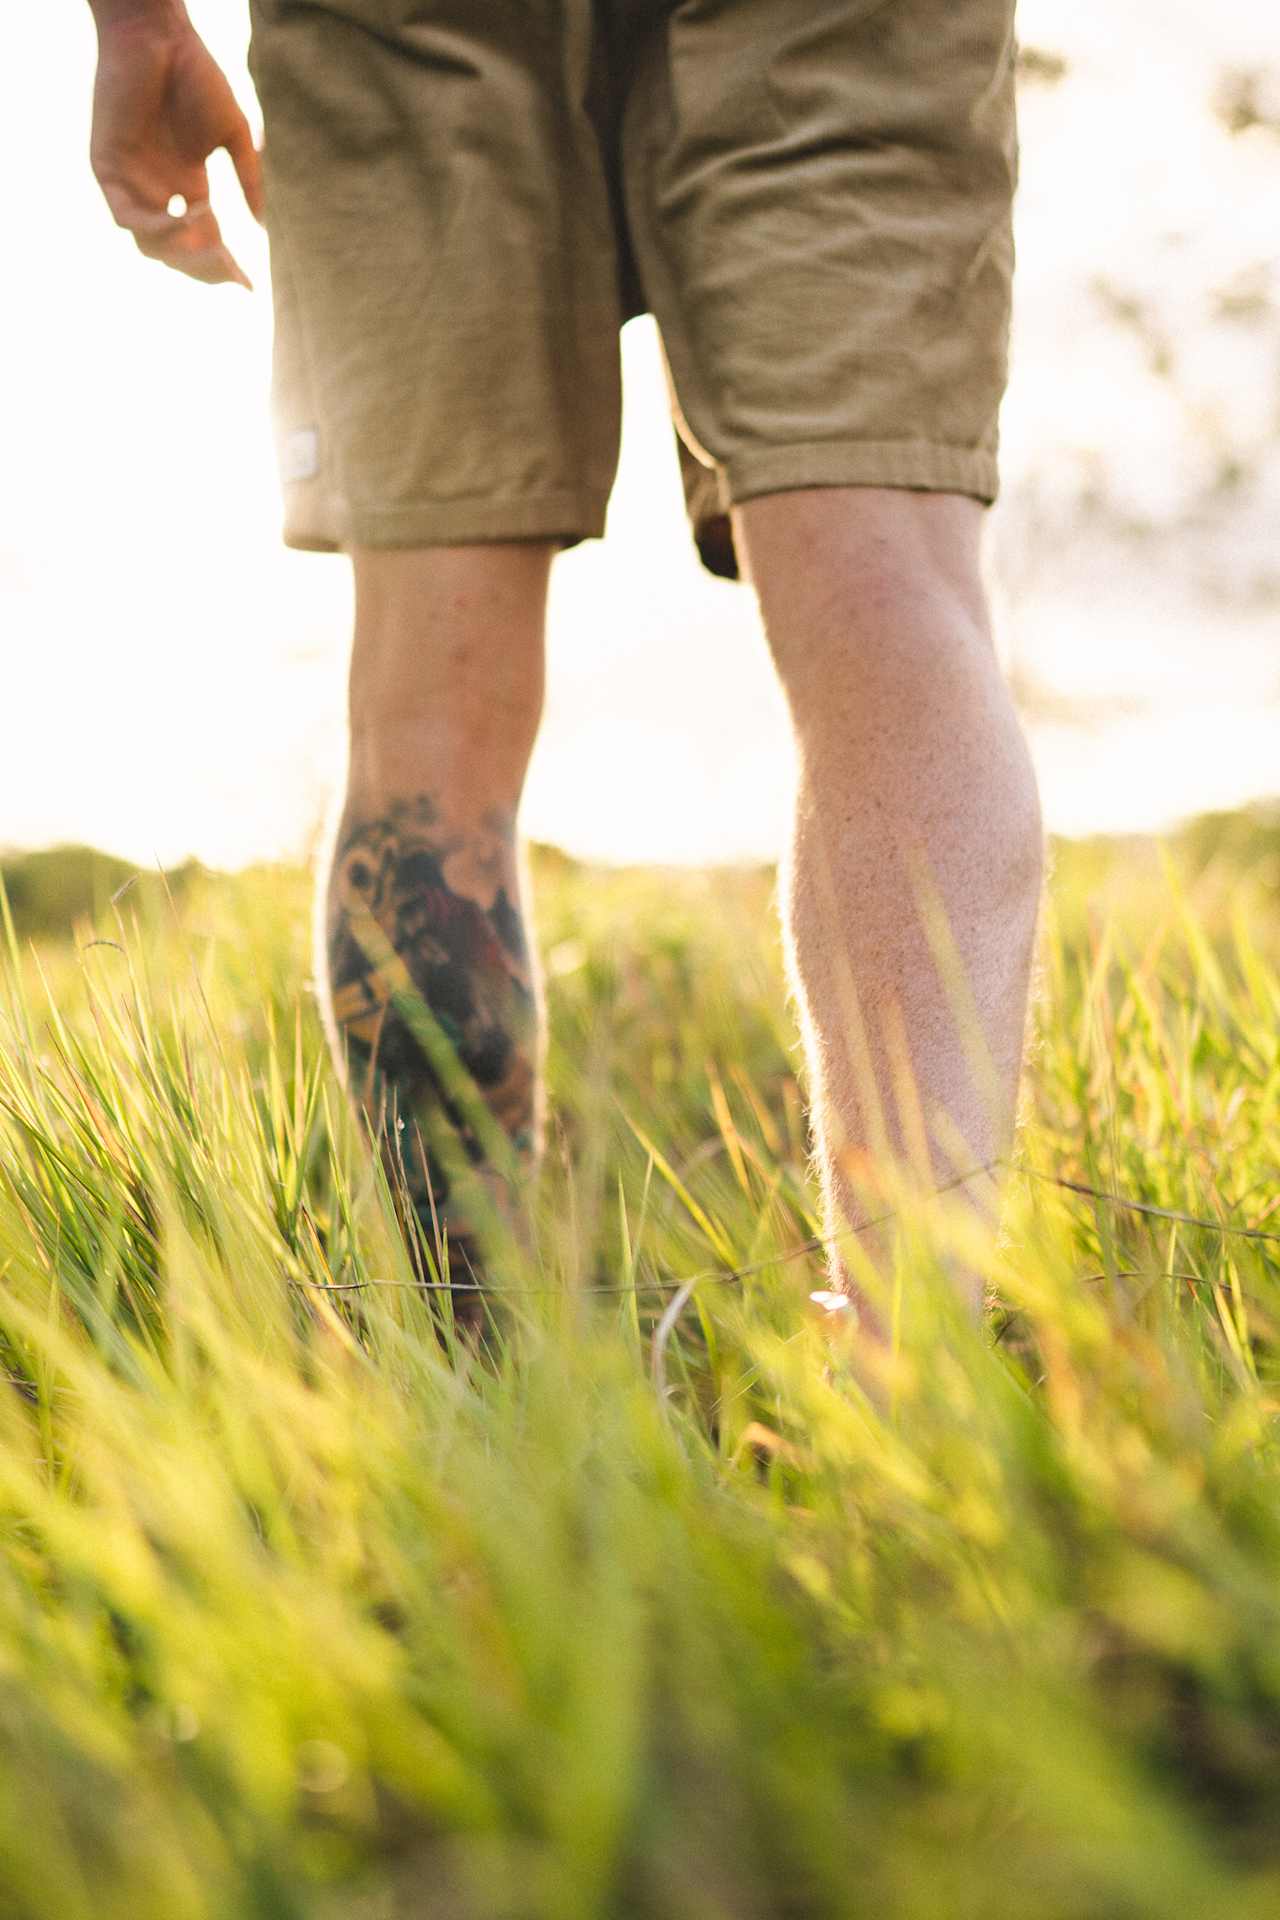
[323,795,540,1326]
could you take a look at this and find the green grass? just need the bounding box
[0,815,1278,1919]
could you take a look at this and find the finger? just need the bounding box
[100,170,253,288]
[224,118,266,225]
[133,206,253,288]
[136,232,253,288]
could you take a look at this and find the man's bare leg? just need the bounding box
[736,488,1044,1312]
[319,544,552,1322]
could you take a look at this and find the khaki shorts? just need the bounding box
[248,0,1017,578]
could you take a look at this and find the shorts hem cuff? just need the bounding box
[724,441,1000,508]
[283,491,611,553]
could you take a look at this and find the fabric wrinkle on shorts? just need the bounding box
[247,0,1018,580]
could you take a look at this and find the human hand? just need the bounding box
[90,11,264,288]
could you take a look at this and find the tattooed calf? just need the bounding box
[323,795,540,1299]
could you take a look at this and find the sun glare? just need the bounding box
[3,0,1278,873]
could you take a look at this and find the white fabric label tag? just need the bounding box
[281,427,320,484]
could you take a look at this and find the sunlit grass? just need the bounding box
[0,819,1279,1918]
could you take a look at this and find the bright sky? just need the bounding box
[3,1,1278,870]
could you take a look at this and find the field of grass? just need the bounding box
[1,815,1279,1919]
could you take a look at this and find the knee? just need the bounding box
[753,505,1042,904]
[347,544,550,798]
[742,485,989,669]
[778,556,1030,818]
[743,495,1016,773]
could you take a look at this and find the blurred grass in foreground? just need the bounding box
[0,811,1278,1919]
